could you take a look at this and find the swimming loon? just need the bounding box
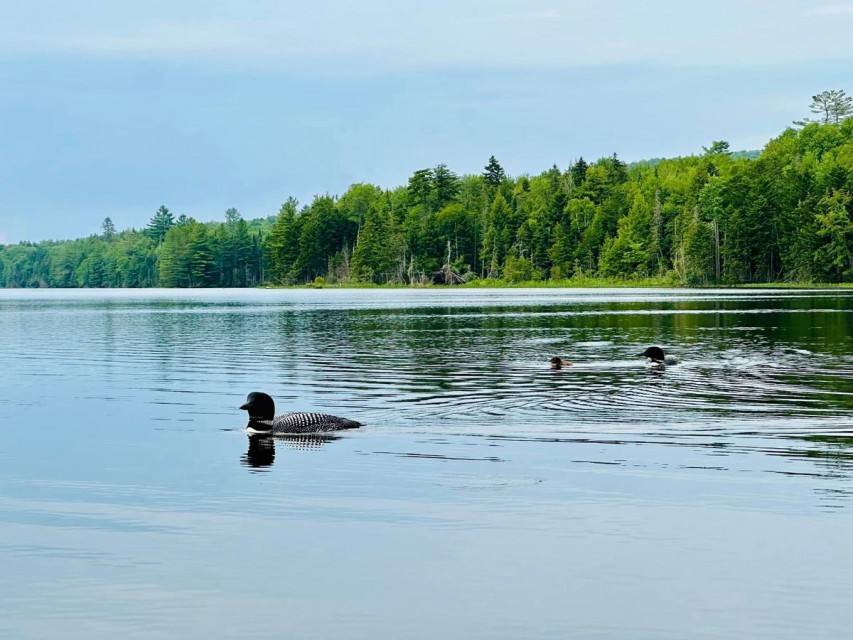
[240,392,362,434]
[549,356,572,369]
[638,346,679,368]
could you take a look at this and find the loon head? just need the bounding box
[638,346,666,363]
[240,392,276,422]
[549,356,571,369]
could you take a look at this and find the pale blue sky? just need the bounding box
[1,0,852,242]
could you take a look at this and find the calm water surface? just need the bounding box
[1,288,852,639]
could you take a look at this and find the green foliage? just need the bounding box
[3,118,853,289]
[598,192,654,277]
[407,169,433,208]
[795,90,853,126]
[265,198,300,284]
[101,217,116,240]
[146,206,175,245]
[813,191,853,281]
[703,140,731,155]
[483,155,506,187]
[431,164,460,211]
[502,252,534,283]
[351,204,398,282]
[481,193,512,278]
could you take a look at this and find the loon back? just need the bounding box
[255,412,362,435]
[240,392,362,434]
[639,346,679,366]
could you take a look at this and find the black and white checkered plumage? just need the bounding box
[240,392,361,434]
[254,412,361,434]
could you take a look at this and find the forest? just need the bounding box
[2,113,852,288]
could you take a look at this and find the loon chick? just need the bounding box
[638,346,679,368]
[549,356,572,369]
[240,392,362,434]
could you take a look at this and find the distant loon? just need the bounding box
[638,346,680,369]
[240,392,362,434]
[549,356,572,369]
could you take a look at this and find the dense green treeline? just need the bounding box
[2,119,852,288]
[0,206,268,288]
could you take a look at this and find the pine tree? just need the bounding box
[101,217,116,240]
[702,140,731,155]
[570,157,589,185]
[795,90,853,125]
[407,169,433,208]
[351,206,395,282]
[483,155,506,187]
[431,164,460,210]
[481,193,512,278]
[265,198,300,284]
[188,223,216,287]
[146,206,175,245]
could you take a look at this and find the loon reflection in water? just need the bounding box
[242,434,341,470]
[243,436,276,469]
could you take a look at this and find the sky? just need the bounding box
[1,0,852,243]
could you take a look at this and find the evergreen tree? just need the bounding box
[101,217,116,240]
[407,169,433,208]
[702,140,731,155]
[158,223,193,286]
[481,193,512,278]
[483,155,506,187]
[796,90,853,126]
[146,206,175,245]
[431,164,460,210]
[570,157,589,185]
[351,206,396,282]
[264,197,300,284]
[548,223,572,279]
[188,223,216,286]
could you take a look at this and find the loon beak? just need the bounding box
[239,402,250,411]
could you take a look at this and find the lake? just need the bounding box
[1,288,851,639]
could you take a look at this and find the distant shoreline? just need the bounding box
[274,278,853,290]
[2,280,851,291]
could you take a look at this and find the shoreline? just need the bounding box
[278,278,853,291]
[1,280,851,292]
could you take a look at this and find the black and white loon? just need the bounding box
[240,392,362,434]
[638,346,680,369]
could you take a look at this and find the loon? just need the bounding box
[549,356,572,369]
[638,346,679,369]
[240,392,362,434]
